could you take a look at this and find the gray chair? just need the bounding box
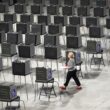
[31,23,46,35]
[77,6,90,16]
[12,60,33,100]
[54,15,67,26]
[0,82,26,110]
[47,5,60,15]
[25,33,41,46]
[93,7,107,17]
[7,32,22,44]
[44,34,60,46]
[31,4,43,15]
[18,44,35,58]
[63,0,76,6]
[89,26,104,38]
[0,3,9,13]
[69,16,83,26]
[14,4,26,14]
[0,31,6,43]
[4,13,17,23]
[44,45,61,80]
[16,23,30,34]
[95,0,107,7]
[1,43,17,57]
[33,0,46,5]
[44,45,61,60]
[67,35,82,49]
[66,25,80,36]
[2,0,14,5]
[62,6,74,16]
[80,0,92,7]
[86,17,99,27]
[49,0,62,6]
[35,67,60,101]
[48,24,62,35]
[86,40,105,69]
[20,14,34,24]
[37,15,51,25]
[16,0,27,4]
[0,22,13,33]
[1,43,17,67]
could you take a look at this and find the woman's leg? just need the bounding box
[72,70,81,86]
[64,71,73,87]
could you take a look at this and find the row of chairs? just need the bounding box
[0,22,110,38]
[0,57,61,101]
[0,0,109,8]
[0,13,109,26]
[0,30,106,48]
[0,30,106,60]
[0,29,105,57]
[0,0,27,5]
[1,3,110,17]
[0,40,105,75]
[0,40,103,69]
[13,5,110,17]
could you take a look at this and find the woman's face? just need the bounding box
[68,52,74,59]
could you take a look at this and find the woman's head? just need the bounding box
[68,52,74,59]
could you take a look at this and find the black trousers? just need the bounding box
[64,69,81,87]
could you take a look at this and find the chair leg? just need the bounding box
[101,56,105,66]
[51,60,52,69]
[48,86,53,101]
[54,81,62,100]
[90,56,93,68]
[56,60,59,81]
[13,75,15,84]
[6,102,8,107]
[34,83,38,101]
[30,74,34,88]
[52,84,57,97]
[21,100,26,110]
[24,77,28,100]
[1,71,5,81]
[0,71,1,80]
[39,84,44,100]
[20,76,22,95]
[36,55,39,67]
[85,53,88,70]
[7,57,8,67]
[10,102,11,110]
[1,102,3,110]
[44,59,47,68]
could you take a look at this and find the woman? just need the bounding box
[60,52,82,91]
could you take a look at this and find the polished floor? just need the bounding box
[0,0,110,110]
[0,58,110,110]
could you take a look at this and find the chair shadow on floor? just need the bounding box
[83,71,101,79]
[59,86,82,107]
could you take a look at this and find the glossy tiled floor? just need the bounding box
[0,0,110,110]
[0,59,110,110]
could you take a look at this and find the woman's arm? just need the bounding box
[67,59,76,70]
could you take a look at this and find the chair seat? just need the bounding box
[91,57,103,64]
[35,78,54,83]
[0,96,20,102]
[1,53,17,57]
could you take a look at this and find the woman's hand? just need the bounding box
[63,65,69,69]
